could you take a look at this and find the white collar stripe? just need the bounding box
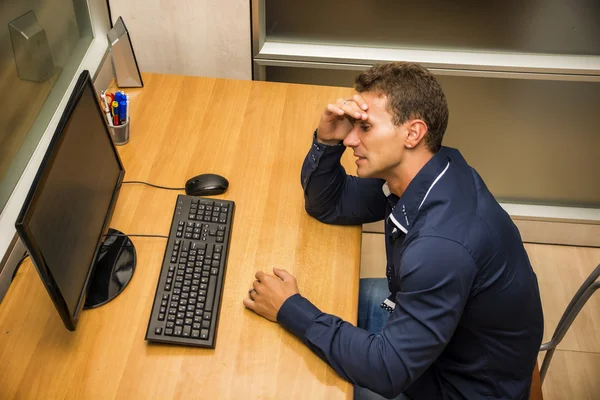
[388,213,408,234]
[382,183,391,197]
[418,161,450,211]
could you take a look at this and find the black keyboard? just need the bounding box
[145,195,234,348]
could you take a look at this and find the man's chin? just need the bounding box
[356,167,373,178]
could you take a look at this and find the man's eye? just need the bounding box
[360,125,371,132]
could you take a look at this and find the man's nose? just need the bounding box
[343,126,360,148]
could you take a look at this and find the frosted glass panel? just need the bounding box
[0,0,93,211]
[266,1,600,56]
[265,66,600,208]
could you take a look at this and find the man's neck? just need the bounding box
[386,150,434,197]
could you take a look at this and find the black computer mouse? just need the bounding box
[185,173,229,196]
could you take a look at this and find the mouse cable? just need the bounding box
[122,181,184,191]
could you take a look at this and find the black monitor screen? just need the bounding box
[16,70,124,330]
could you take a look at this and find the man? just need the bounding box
[243,62,544,399]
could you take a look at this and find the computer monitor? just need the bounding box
[15,70,131,331]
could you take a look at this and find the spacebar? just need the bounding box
[205,275,217,311]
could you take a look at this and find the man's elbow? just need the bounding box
[355,377,404,400]
[304,203,337,224]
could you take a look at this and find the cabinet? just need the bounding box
[251,0,600,236]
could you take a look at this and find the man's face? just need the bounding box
[343,92,408,179]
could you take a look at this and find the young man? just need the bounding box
[243,62,544,399]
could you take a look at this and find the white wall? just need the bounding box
[108,0,251,80]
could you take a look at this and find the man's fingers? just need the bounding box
[243,297,255,310]
[252,280,262,293]
[273,267,291,282]
[326,103,345,116]
[255,270,265,281]
[352,93,369,111]
[338,98,367,120]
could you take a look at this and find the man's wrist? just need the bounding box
[277,293,321,339]
[315,129,343,146]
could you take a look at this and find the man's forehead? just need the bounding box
[357,91,390,116]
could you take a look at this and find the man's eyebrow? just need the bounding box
[344,115,371,124]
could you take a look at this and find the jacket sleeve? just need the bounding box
[301,131,387,225]
[277,236,477,398]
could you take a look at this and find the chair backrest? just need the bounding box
[530,362,544,400]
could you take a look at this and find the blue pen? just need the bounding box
[119,100,127,124]
[115,92,123,103]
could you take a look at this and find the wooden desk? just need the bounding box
[0,73,361,399]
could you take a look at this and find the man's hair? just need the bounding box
[354,62,449,153]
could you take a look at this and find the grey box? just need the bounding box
[108,17,144,88]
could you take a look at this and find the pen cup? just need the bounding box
[108,118,130,145]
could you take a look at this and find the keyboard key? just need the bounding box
[211,268,219,275]
[174,327,183,336]
[202,320,210,329]
[216,237,224,243]
[193,322,201,330]
[191,330,200,339]
[203,311,212,320]
[166,321,175,328]
[183,326,191,337]
[155,327,163,335]
[165,328,173,336]
[205,276,217,311]
[200,329,209,340]
[158,313,165,321]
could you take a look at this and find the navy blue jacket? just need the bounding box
[277,134,544,399]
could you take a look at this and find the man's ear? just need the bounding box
[405,120,428,149]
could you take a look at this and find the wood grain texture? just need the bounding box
[0,74,360,399]
[538,350,600,400]
[108,0,251,79]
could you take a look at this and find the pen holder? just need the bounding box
[109,118,130,145]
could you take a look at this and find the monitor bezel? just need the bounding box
[15,70,126,331]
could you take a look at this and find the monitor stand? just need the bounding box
[84,228,136,309]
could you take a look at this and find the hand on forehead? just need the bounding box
[349,91,390,122]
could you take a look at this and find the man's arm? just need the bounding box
[277,237,477,398]
[301,131,387,225]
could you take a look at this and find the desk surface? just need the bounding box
[0,73,361,399]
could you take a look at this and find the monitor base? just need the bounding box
[84,228,136,309]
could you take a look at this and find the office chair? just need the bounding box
[538,262,600,383]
